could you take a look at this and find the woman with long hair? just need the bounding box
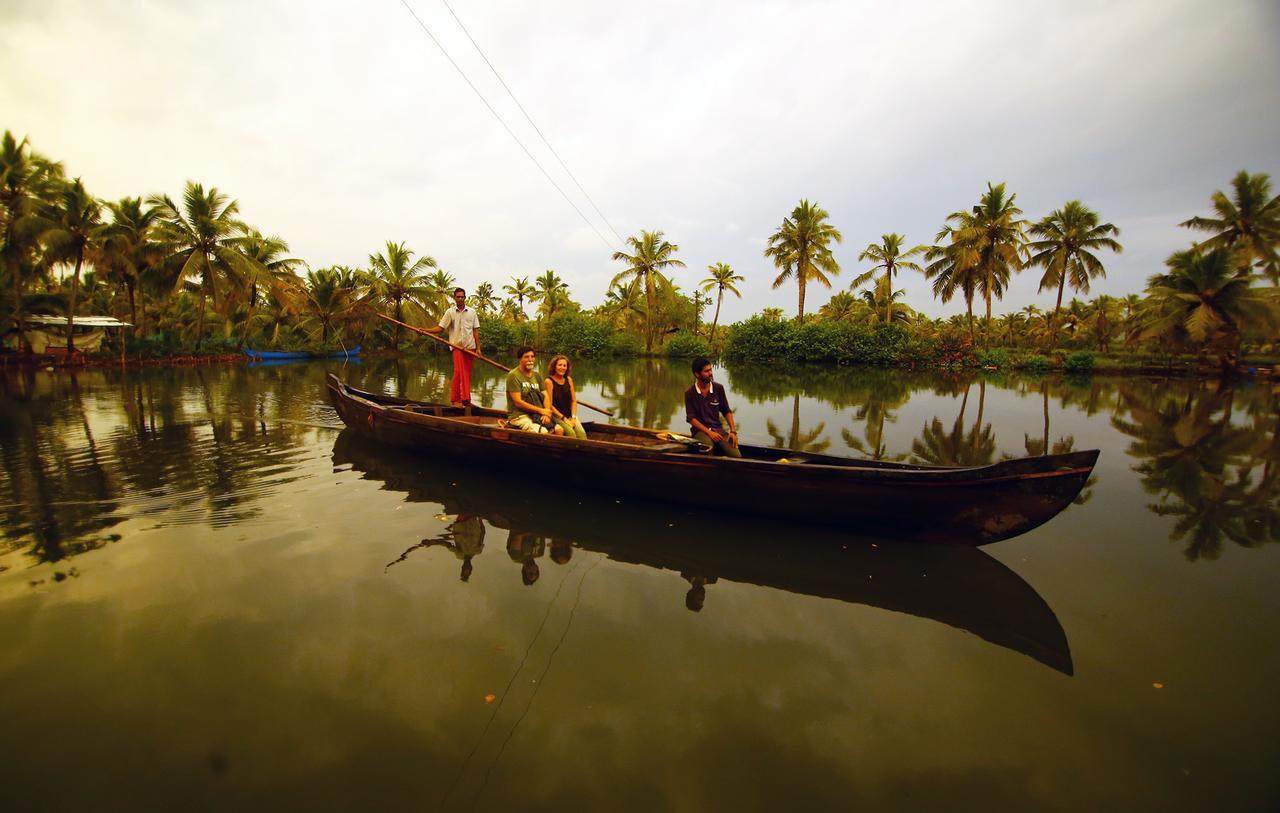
[543,354,588,439]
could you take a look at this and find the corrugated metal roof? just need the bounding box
[23,316,133,327]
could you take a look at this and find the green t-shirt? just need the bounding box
[505,367,543,418]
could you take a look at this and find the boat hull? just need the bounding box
[246,345,361,360]
[326,374,1096,545]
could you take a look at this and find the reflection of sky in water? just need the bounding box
[0,360,1277,810]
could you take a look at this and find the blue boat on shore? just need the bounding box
[244,345,361,360]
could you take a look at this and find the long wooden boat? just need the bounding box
[246,345,361,360]
[326,374,1098,546]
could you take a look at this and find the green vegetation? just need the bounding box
[2,128,1277,375]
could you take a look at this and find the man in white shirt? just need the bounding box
[425,288,481,407]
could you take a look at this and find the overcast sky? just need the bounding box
[3,0,1278,322]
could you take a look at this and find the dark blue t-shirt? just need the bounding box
[685,382,732,431]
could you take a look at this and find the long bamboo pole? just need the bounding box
[376,313,615,417]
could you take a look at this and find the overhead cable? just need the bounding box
[439,0,625,245]
[396,0,616,252]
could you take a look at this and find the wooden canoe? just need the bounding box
[246,345,361,360]
[326,374,1098,546]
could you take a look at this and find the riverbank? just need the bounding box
[3,345,1277,380]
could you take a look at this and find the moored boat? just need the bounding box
[326,374,1098,545]
[246,345,361,360]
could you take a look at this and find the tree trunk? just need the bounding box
[1049,272,1066,347]
[711,290,723,339]
[195,285,207,352]
[11,258,30,353]
[965,297,975,342]
[984,268,992,346]
[394,298,403,350]
[66,249,84,353]
[797,273,807,325]
[885,267,893,324]
[126,279,138,330]
[644,272,655,352]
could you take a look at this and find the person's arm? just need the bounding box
[512,382,552,423]
[568,376,578,419]
[424,310,450,335]
[471,326,481,356]
[511,391,548,417]
[719,385,737,446]
[689,417,723,442]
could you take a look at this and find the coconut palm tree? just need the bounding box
[1088,294,1121,352]
[98,196,163,334]
[1028,201,1122,346]
[1142,246,1280,372]
[699,262,744,339]
[470,281,497,314]
[234,228,303,345]
[365,240,436,348]
[854,233,926,323]
[857,276,909,323]
[600,280,646,331]
[764,200,842,324]
[301,267,362,345]
[1,132,65,342]
[924,230,981,341]
[1180,170,1280,282]
[33,178,104,352]
[938,183,1028,337]
[148,182,264,350]
[503,276,535,321]
[816,290,869,323]
[531,269,569,320]
[611,229,685,351]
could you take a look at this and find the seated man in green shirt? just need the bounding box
[505,346,564,435]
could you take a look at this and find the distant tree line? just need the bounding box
[3,128,1276,372]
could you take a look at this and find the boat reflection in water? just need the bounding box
[333,430,1074,675]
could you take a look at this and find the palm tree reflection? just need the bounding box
[911,380,996,467]
[1112,381,1277,561]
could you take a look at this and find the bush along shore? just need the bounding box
[3,128,1277,377]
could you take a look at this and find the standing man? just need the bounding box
[684,357,741,457]
[426,288,481,407]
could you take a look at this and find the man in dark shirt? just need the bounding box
[684,357,742,458]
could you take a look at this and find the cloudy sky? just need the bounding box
[3,0,1278,322]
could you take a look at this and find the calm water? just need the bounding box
[1,357,1277,811]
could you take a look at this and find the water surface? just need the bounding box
[1,358,1277,810]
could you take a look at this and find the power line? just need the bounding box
[438,0,625,246]
[396,0,616,252]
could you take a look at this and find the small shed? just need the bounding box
[8,316,133,354]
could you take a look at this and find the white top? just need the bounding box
[438,306,480,350]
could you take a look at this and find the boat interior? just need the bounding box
[371,398,933,467]
[336,379,1080,472]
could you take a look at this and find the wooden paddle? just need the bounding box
[377,313,615,417]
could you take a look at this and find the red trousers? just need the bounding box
[450,349,474,404]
